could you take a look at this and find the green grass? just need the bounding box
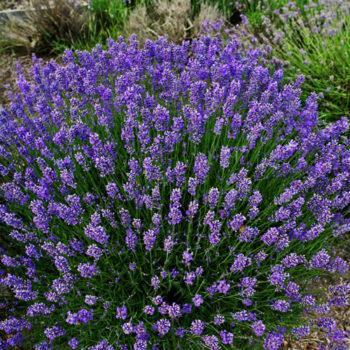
[58,0,130,51]
[191,0,235,17]
[272,12,350,122]
[227,0,308,28]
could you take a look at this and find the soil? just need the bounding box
[287,278,350,350]
[0,53,59,105]
[0,53,33,105]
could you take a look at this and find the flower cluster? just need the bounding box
[0,35,349,350]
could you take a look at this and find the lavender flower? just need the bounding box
[0,35,349,350]
[190,320,205,335]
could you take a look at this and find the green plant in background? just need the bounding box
[62,0,129,51]
[58,0,154,51]
[90,0,128,25]
[191,0,235,18]
[272,6,350,121]
[124,0,223,44]
[88,0,128,41]
[274,19,350,121]
[231,0,350,122]
[234,0,309,29]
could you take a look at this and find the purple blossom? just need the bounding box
[263,331,285,350]
[220,146,231,168]
[154,319,171,336]
[182,249,193,266]
[68,338,79,349]
[122,322,134,335]
[228,214,246,231]
[144,305,155,315]
[271,299,290,312]
[207,187,220,208]
[175,328,186,338]
[215,279,231,295]
[85,295,98,306]
[77,263,97,278]
[194,153,209,183]
[44,325,65,342]
[202,335,219,350]
[27,303,55,317]
[232,310,257,322]
[88,340,114,350]
[84,222,109,245]
[192,294,204,307]
[181,303,192,314]
[86,244,103,260]
[143,229,158,251]
[116,305,128,320]
[168,303,181,319]
[213,315,225,325]
[310,249,330,269]
[252,320,266,337]
[220,330,234,345]
[163,235,176,253]
[66,309,93,325]
[190,320,205,335]
[292,325,310,339]
[230,254,252,272]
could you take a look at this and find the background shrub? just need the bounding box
[124,0,223,43]
[0,0,88,54]
[271,1,350,121]
[233,0,350,122]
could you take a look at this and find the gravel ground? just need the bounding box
[288,279,350,350]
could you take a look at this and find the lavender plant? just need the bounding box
[229,0,350,121]
[0,36,349,350]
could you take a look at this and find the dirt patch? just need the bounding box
[288,243,350,349]
[288,285,350,349]
[0,53,32,105]
[0,53,60,106]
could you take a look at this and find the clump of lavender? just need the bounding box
[235,0,350,42]
[228,0,350,58]
[0,36,349,350]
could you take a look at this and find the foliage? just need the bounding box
[0,36,349,350]
[228,0,350,122]
[124,0,223,43]
[271,1,350,121]
[70,0,130,51]
[191,0,235,18]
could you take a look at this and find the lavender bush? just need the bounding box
[228,0,350,121]
[0,36,349,350]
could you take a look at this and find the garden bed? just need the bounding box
[0,1,349,349]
